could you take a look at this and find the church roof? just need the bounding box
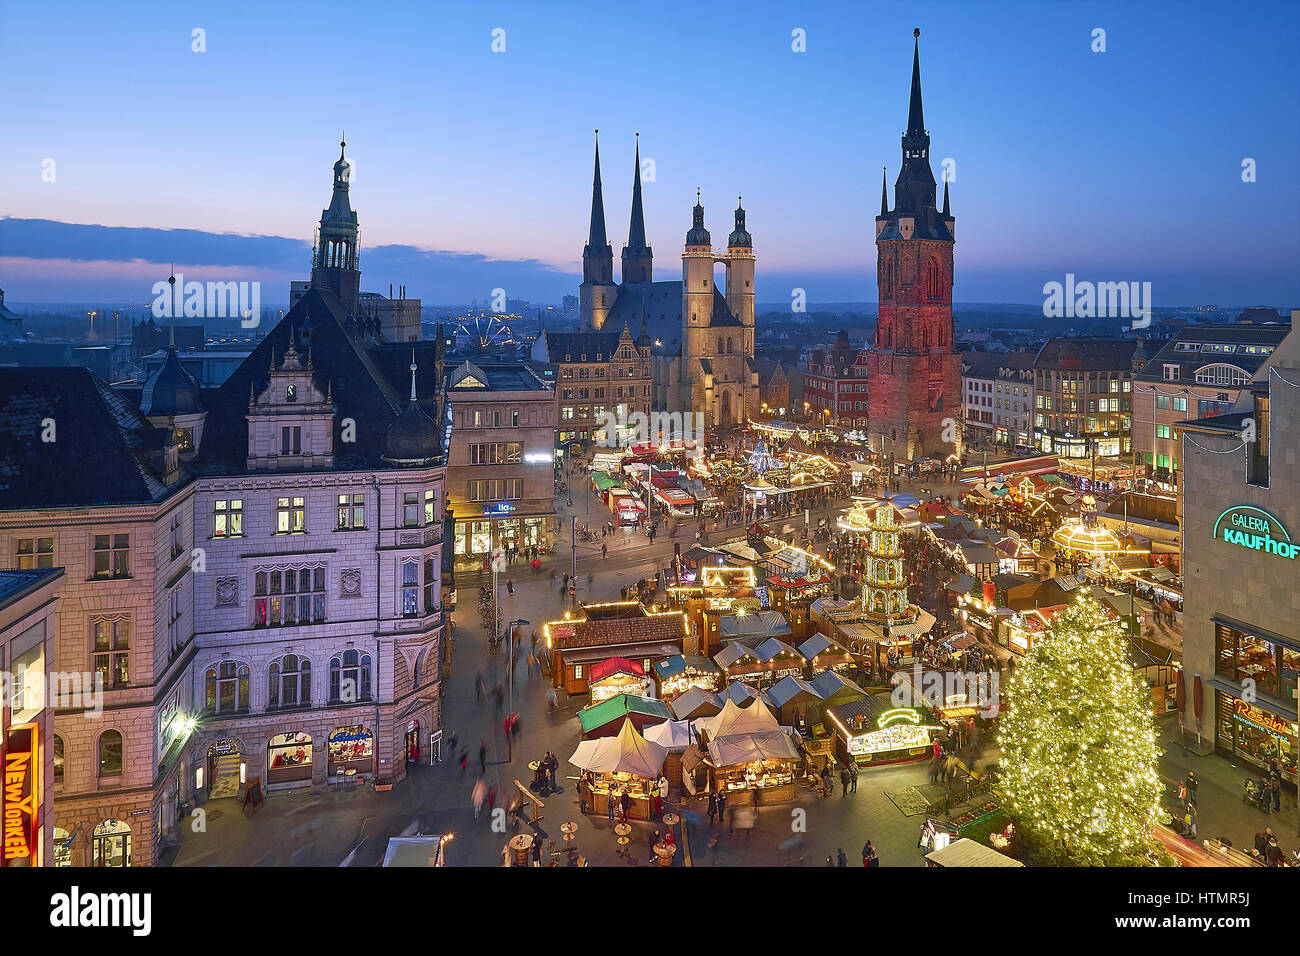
[605,281,739,357]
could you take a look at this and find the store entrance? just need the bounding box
[406,720,420,764]
[207,739,242,799]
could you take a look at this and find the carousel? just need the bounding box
[1050,495,1143,575]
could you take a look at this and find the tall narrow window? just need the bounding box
[402,561,420,617]
[92,618,130,687]
[92,534,131,579]
[403,492,420,527]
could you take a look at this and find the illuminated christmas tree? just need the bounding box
[997,589,1164,866]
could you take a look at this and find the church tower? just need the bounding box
[868,30,961,463]
[681,190,714,417]
[726,197,755,357]
[310,136,361,315]
[580,131,616,330]
[621,134,653,284]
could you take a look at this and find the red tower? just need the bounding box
[868,30,962,463]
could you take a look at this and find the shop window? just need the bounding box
[98,730,123,777]
[327,726,373,777]
[267,732,313,785]
[92,820,131,868]
[329,650,372,703]
[268,655,311,709]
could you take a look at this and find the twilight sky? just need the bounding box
[1,0,1297,307]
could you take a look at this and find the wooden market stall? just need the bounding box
[827,695,941,768]
[696,699,801,805]
[571,718,668,821]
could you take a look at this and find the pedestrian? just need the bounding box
[707,791,718,827]
[717,787,727,822]
[1183,803,1197,839]
[472,777,488,820]
[1270,770,1283,813]
[1258,774,1271,814]
[479,741,487,775]
[620,789,631,821]
[607,791,616,823]
[836,847,847,867]
[1185,770,1198,807]
[850,764,858,793]
[840,767,850,798]
[864,840,878,867]
[653,781,664,819]
[458,747,468,776]
[602,542,608,559]
[648,829,660,864]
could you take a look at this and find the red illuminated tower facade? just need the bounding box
[868,30,962,462]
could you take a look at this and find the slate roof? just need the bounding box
[1034,337,1138,372]
[534,331,624,364]
[550,613,687,651]
[605,281,739,357]
[1133,323,1289,384]
[191,287,449,475]
[0,366,175,509]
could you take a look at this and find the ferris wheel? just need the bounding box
[455,315,514,350]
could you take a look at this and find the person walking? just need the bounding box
[850,764,858,794]
[840,767,850,798]
[707,791,718,827]
[601,542,608,560]
[1185,771,1198,807]
[1270,769,1283,813]
[607,791,616,824]
[479,741,487,775]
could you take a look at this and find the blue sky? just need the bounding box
[1,0,1297,306]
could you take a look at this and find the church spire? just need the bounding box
[942,177,950,216]
[587,130,608,252]
[880,167,889,216]
[622,133,653,282]
[907,29,925,137]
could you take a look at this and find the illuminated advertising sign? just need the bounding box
[1213,506,1299,560]
[3,722,39,866]
[1233,698,1294,737]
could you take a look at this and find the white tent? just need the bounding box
[643,719,693,752]
[568,718,667,778]
[696,697,780,740]
[707,729,800,766]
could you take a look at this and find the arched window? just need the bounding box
[727,337,734,354]
[926,256,943,299]
[98,730,123,777]
[330,650,372,703]
[717,338,724,355]
[880,256,892,296]
[53,734,65,784]
[269,655,311,710]
[206,661,250,714]
[902,255,916,285]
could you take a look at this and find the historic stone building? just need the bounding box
[574,133,758,428]
[867,32,962,463]
[530,325,652,449]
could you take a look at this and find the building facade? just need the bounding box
[1132,322,1289,487]
[801,331,870,428]
[575,133,758,427]
[1179,326,1299,783]
[444,360,557,564]
[530,326,651,449]
[962,351,1035,448]
[1032,337,1144,459]
[867,32,962,463]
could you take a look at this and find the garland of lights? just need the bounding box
[996,589,1163,865]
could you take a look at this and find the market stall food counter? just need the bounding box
[582,774,654,820]
[716,760,796,805]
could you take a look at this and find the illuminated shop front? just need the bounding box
[828,698,940,767]
[587,658,652,705]
[267,731,313,788]
[1216,691,1297,782]
[454,509,548,557]
[327,725,374,778]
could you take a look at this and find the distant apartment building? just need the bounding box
[800,330,869,427]
[756,359,792,418]
[444,359,557,564]
[1032,338,1146,458]
[530,327,652,449]
[1132,321,1290,487]
[961,351,1035,447]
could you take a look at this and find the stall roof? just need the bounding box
[588,656,646,684]
[716,681,773,709]
[719,610,792,641]
[653,655,719,680]
[568,718,667,777]
[642,719,693,752]
[578,693,672,734]
[671,687,723,720]
[697,697,781,740]
[766,674,820,709]
[810,670,867,702]
[382,837,447,867]
[754,637,802,662]
[925,838,1023,868]
[714,643,759,669]
[707,730,801,767]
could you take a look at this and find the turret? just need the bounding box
[622,134,653,284]
[310,135,361,314]
[725,196,755,333]
[682,189,713,340]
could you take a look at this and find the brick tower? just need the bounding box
[868,30,961,463]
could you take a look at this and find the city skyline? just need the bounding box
[2,0,1298,307]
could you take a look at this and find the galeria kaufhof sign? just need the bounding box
[1213,506,1300,560]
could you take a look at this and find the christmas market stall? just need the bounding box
[670,686,723,721]
[587,657,653,705]
[827,695,940,768]
[571,718,668,821]
[696,699,802,805]
[798,632,855,675]
[653,654,722,699]
[643,718,693,785]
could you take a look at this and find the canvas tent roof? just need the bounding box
[707,730,801,767]
[588,656,646,684]
[925,837,1023,868]
[642,719,693,752]
[568,718,667,778]
[697,697,781,740]
[671,686,723,720]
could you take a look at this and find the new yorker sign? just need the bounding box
[1212,506,1300,561]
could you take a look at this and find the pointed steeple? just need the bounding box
[879,168,889,216]
[907,29,925,137]
[587,130,609,252]
[622,133,654,283]
[942,177,950,217]
[628,133,647,252]
[685,188,710,247]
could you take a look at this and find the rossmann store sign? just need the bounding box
[1213,506,1300,561]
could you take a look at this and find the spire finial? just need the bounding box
[696,186,701,205]
[913,27,920,38]
[409,348,418,403]
[880,166,889,216]
[907,29,926,136]
[167,264,177,348]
